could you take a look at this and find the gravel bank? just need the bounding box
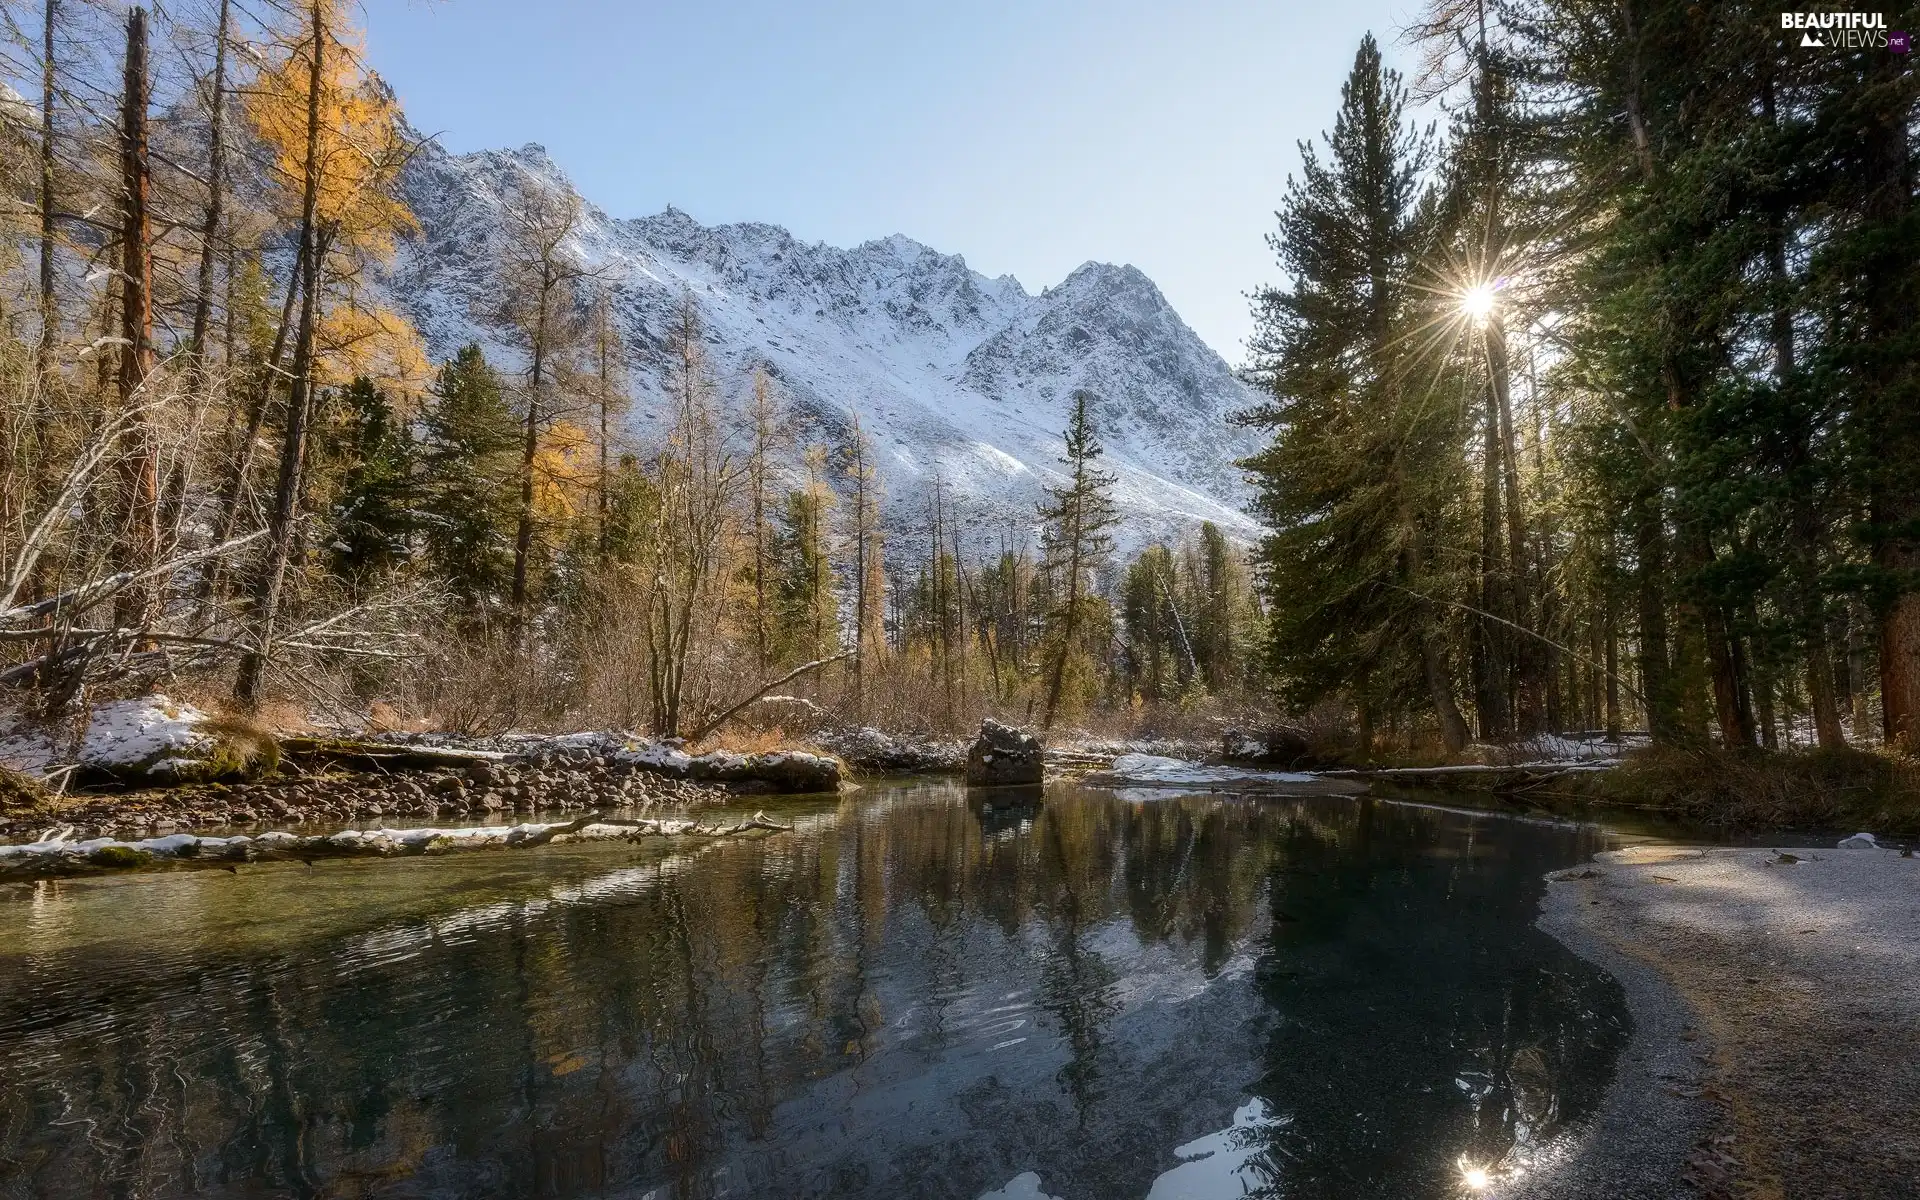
[1523,843,1920,1200]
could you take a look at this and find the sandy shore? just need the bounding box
[1519,843,1920,1199]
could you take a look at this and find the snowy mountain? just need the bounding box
[383,140,1263,550]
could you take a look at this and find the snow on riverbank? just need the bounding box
[0,811,794,877]
[3,695,275,786]
[1104,754,1320,786]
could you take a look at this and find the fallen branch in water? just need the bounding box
[0,810,796,879]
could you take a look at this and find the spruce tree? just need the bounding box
[419,344,520,609]
[1038,390,1119,730]
[1242,33,1470,750]
[327,376,415,590]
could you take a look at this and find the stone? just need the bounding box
[77,697,280,787]
[965,719,1045,787]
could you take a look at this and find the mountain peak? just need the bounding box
[384,138,1261,546]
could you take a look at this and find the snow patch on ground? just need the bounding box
[77,695,217,774]
[1105,753,1318,787]
[0,714,57,776]
[2,694,221,779]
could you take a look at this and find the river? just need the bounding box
[0,779,1631,1199]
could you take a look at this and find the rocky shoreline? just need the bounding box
[1,727,851,846]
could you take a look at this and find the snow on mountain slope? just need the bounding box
[384,140,1263,551]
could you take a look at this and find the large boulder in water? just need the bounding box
[1222,726,1324,769]
[965,719,1044,787]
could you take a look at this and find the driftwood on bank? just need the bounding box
[1337,760,1618,794]
[0,810,795,879]
[278,736,508,772]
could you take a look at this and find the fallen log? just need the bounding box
[278,736,508,772]
[0,811,795,879]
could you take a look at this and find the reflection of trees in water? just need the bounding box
[0,787,1616,1200]
[1238,799,1626,1199]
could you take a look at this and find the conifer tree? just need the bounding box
[772,447,837,665]
[327,376,414,590]
[1243,32,1470,750]
[419,344,518,607]
[1038,390,1118,730]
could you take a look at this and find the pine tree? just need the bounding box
[327,376,414,590]
[771,448,837,666]
[1038,390,1118,730]
[1189,522,1253,694]
[844,413,885,716]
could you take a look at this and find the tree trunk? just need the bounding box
[1857,57,1920,748]
[1486,318,1537,732]
[510,273,550,622]
[202,250,304,605]
[596,305,612,561]
[1476,397,1511,739]
[1634,493,1680,743]
[115,7,160,634]
[36,0,57,380]
[188,0,230,381]
[1041,540,1081,732]
[234,2,328,708]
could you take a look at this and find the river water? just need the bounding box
[0,780,1630,1199]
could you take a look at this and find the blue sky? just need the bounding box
[364,0,1421,361]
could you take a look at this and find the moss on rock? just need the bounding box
[88,845,152,868]
[101,713,280,787]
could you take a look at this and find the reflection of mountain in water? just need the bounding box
[0,785,1624,1199]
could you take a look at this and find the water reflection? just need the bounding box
[0,782,1625,1199]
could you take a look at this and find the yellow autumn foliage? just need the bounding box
[315,304,429,400]
[246,0,415,261]
[534,419,597,521]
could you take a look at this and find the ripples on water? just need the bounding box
[0,782,1628,1199]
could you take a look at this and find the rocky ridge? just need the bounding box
[383,139,1265,549]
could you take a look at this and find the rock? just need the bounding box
[75,696,280,787]
[1222,726,1316,769]
[821,727,968,773]
[681,750,844,793]
[743,752,842,794]
[965,720,1045,787]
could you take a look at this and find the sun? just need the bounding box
[1460,283,1497,322]
[1456,1155,1494,1191]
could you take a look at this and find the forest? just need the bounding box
[0,0,1259,744]
[0,0,1914,766]
[1245,3,1916,759]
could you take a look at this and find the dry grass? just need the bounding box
[1582,744,1920,835]
[687,726,834,757]
[1,765,47,816]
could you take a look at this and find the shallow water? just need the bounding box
[0,781,1630,1199]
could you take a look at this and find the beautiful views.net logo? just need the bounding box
[1780,11,1902,50]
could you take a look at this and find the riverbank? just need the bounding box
[1526,843,1920,1199]
[1549,746,1920,837]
